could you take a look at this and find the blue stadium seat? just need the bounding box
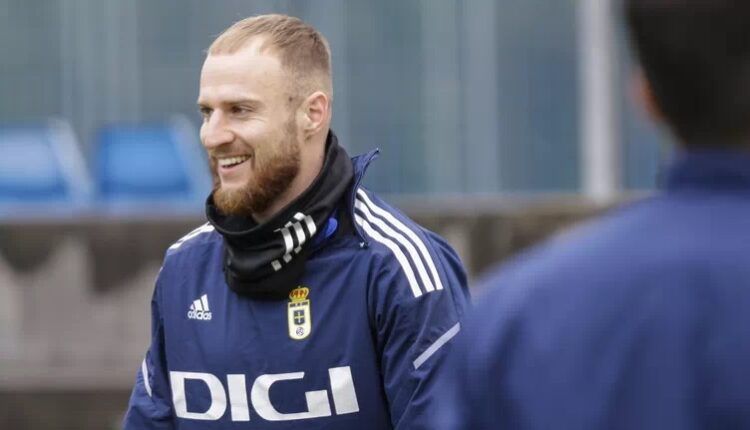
[0,120,91,208]
[94,116,210,210]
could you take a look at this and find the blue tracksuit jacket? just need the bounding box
[123,150,470,429]
[437,150,750,429]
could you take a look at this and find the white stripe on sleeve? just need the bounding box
[354,215,423,297]
[355,200,435,292]
[357,189,444,290]
[169,223,215,251]
[141,358,153,397]
[413,322,461,370]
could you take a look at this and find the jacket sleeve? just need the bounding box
[369,232,471,430]
[123,273,174,429]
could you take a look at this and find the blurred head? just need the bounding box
[626,0,750,147]
[197,14,333,220]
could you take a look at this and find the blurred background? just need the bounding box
[0,0,669,428]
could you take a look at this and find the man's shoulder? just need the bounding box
[163,222,222,264]
[352,187,459,265]
[351,187,466,298]
[486,193,750,287]
[474,194,746,321]
[154,223,223,294]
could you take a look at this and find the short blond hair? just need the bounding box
[209,14,332,99]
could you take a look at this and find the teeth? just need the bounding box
[218,155,250,167]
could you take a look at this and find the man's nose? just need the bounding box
[201,112,234,149]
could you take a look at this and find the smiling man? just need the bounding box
[123,14,469,430]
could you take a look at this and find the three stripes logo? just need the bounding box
[353,189,445,298]
[169,223,215,251]
[187,294,212,321]
[272,212,317,272]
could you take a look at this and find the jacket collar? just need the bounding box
[346,148,380,243]
[309,146,380,248]
[664,149,750,193]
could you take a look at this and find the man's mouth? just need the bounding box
[218,155,252,169]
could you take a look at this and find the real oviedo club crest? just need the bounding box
[288,286,311,340]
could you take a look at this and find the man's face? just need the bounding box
[198,41,301,217]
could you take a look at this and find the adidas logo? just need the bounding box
[187,294,212,321]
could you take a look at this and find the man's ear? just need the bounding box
[632,68,664,123]
[299,91,331,138]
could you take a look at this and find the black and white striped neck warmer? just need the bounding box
[206,132,354,300]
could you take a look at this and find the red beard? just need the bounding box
[211,127,301,218]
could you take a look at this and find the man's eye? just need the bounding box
[232,106,251,115]
[199,107,212,119]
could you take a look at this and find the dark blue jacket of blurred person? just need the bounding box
[435,1,750,429]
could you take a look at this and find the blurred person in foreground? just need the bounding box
[123,14,469,430]
[435,1,750,429]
